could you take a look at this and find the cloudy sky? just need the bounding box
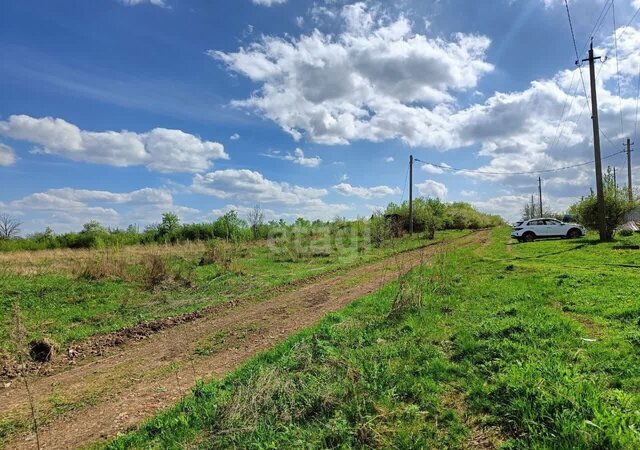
[1,0,639,233]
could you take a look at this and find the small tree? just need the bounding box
[0,214,21,239]
[569,168,637,240]
[82,220,107,234]
[522,202,536,220]
[521,203,563,221]
[247,205,265,239]
[158,212,180,236]
[215,211,245,241]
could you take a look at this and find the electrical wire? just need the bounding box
[414,150,626,176]
[571,24,618,151]
[579,0,613,56]
[546,65,579,154]
[635,63,640,143]
[564,0,591,115]
[616,4,640,43]
[399,163,409,203]
[611,0,624,136]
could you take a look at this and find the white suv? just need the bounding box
[511,218,586,242]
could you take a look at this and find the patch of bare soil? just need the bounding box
[473,230,493,256]
[441,389,504,450]
[0,231,487,450]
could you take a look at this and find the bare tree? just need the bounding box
[247,205,265,239]
[0,214,21,239]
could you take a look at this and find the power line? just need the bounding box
[564,0,591,114]
[546,65,579,153]
[399,162,409,203]
[612,0,624,136]
[414,150,626,176]
[616,5,640,43]
[635,62,640,143]
[579,0,613,56]
[590,51,619,150]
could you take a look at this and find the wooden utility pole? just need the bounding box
[627,138,634,202]
[409,155,414,235]
[583,40,608,241]
[531,195,535,219]
[538,177,543,217]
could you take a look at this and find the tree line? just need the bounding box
[0,200,504,252]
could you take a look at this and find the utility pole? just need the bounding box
[627,138,634,202]
[613,166,617,199]
[583,40,608,241]
[531,195,535,219]
[409,155,414,235]
[538,177,543,217]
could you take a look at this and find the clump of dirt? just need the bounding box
[29,339,55,362]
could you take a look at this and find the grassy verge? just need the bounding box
[0,231,466,356]
[103,228,640,449]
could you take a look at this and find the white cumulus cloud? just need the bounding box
[262,148,321,167]
[0,115,228,173]
[192,169,348,220]
[333,183,401,199]
[5,187,197,233]
[416,180,448,199]
[421,163,451,174]
[211,2,493,146]
[0,143,16,166]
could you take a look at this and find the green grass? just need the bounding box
[103,228,640,450]
[0,231,466,355]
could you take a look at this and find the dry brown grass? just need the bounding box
[0,241,208,277]
[199,240,241,273]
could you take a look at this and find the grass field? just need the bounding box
[0,230,465,359]
[103,228,640,449]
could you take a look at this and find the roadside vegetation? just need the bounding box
[0,200,500,368]
[103,228,639,450]
[0,200,502,252]
[570,168,638,240]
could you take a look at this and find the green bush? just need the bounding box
[569,168,637,240]
[384,199,503,236]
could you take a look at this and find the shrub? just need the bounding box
[385,199,502,235]
[143,255,172,290]
[199,240,239,273]
[388,272,424,318]
[75,251,129,281]
[370,213,393,247]
[569,168,637,240]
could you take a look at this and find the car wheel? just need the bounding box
[522,232,535,243]
[567,228,582,239]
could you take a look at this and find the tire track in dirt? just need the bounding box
[0,231,487,450]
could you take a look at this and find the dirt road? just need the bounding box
[0,231,486,450]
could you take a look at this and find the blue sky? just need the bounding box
[1,0,639,233]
